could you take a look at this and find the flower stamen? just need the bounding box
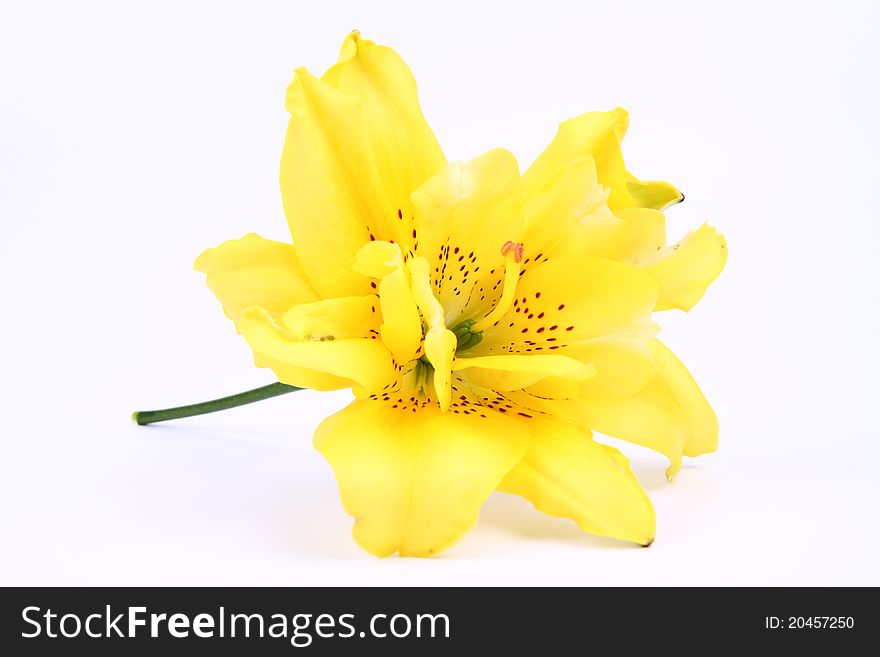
[451,318,484,352]
[470,242,523,333]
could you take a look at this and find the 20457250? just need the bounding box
[765,616,854,630]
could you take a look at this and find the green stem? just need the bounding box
[132,382,303,426]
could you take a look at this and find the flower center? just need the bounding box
[451,319,482,352]
[451,240,524,353]
[354,238,525,412]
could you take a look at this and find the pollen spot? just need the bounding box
[501,241,525,263]
[397,208,403,219]
[558,304,565,310]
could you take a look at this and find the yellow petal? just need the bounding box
[558,336,656,399]
[626,175,684,211]
[238,306,396,392]
[352,239,402,279]
[282,295,379,341]
[517,377,582,400]
[410,149,524,324]
[519,163,670,277]
[498,415,655,545]
[453,354,595,392]
[609,207,669,260]
[524,108,682,211]
[576,339,719,479]
[471,256,658,355]
[315,398,530,556]
[282,33,445,298]
[354,241,423,363]
[323,33,446,218]
[409,256,457,411]
[639,223,727,311]
[424,326,457,412]
[372,269,423,364]
[560,207,668,263]
[282,71,375,298]
[520,155,610,261]
[194,233,318,325]
[525,204,723,314]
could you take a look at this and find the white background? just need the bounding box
[1,0,878,586]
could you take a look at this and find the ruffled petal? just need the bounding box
[524,108,682,212]
[626,176,684,211]
[194,233,318,325]
[314,398,530,556]
[238,306,397,393]
[576,340,719,479]
[323,33,446,216]
[639,224,728,311]
[497,415,655,545]
[551,207,668,264]
[520,155,611,263]
[281,32,446,298]
[410,149,524,324]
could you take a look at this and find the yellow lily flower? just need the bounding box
[192,32,726,556]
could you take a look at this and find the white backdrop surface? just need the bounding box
[1,0,878,585]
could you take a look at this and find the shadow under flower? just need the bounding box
[474,493,643,551]
[131,422,693,559]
